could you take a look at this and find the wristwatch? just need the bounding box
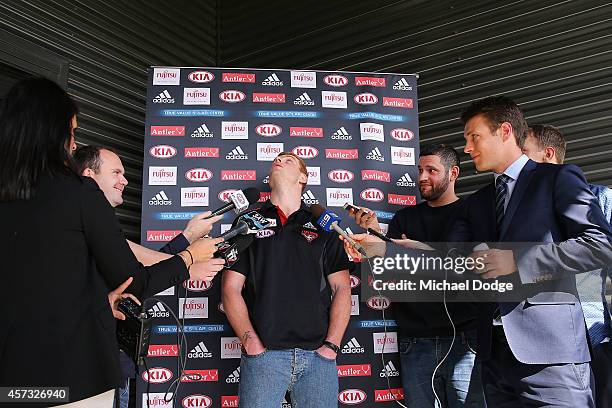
[322,340,340,354]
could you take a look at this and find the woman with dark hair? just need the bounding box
[0,78,221,406]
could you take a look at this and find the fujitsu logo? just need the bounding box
[324,93,345,102]
[292,145,318,159]
[152,169,174,178]
[155,70,178,80]
[354,92,378,105]
[329,190,351,200]
[293,72,313,81]
[188,71,214,83]
[150,145,177,159]
[224,123,246,133]
[259,144,282,155]
[390,128,414,141]
[355,76,386,87]
[323,74,348,87]
[255,124,282,137]
[185,168,213,182]
[328,169,354,183]
[185,89,207,98]
[219,90,246,103]
[142,367,173,384]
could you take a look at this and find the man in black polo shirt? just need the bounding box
[351,145,485,408]
[222,152,352,408]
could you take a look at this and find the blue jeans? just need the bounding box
[238,348,338,408]
[399,331,486,408]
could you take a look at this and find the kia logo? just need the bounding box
[149,144,177,159]
[219,90,246,103]
[183,280,213,292]
[367,295,390,310]
[360,188,384,202]
[182,395,212,408]
[323,74,348,87]
[218,189,238,202]
[255,124,282,137]
[391,128,414,141]
[185,168,213,182]
[354,92,378,105]
[338,389,367,404]
[292,145,319,159]
[256,229,275,238]
[142,367,172,384]
[328,169,354,183]
[349,275,361,288]
[188,71,214,83]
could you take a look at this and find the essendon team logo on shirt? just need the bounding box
[301,229,318,243]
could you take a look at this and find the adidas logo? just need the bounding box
[282,397,292,408]
[294,92,315,106]
[148,302,170,318]
[366,147,384,161]
[226,146,248,160]
[301,190,319,205]
[263,175,269,184]
[331,126,352,140]
[149,190,172,206]
[152,89,175,103]
[191,123,213,138]
[342,337,365,354]
[262,73,283,86]
[393,77,412,90]
[225,367,240,383]
[188,341,212,358]
[397,173,416,187]
[380,360,400,378]
[303,221,317,230]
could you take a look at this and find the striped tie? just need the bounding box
[495,174,511,229]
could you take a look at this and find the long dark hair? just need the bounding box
[0,77,79,201]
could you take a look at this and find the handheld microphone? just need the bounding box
[367,228,392,242]
[310,204,368,257]
[218,210,271,241]
[205,187,260,219]
[214,234,255,268]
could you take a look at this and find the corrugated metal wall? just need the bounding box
[221,0,612,195]
[0,0,217,239]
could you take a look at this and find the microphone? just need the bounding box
[310,204,368,257]
[205,187,260,219]
[213,234,254,268]
[367,228,392,242]
[218,210,271,241]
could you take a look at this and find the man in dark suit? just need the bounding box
[450,96,612,406]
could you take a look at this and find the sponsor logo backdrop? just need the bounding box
[140,67,419,407]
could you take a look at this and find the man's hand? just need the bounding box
[242,331,266,356]
[189,258,226,281]
[347,206,382,232]
[108,277,140,320]
[186,237,224,263]
[182,211,223,243]
[471,249,517,279]
[342,233,386,259]
[392,234,436,251]
[315,345,337,360]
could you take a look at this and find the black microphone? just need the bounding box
[367,228,392,242]
[218,210,271,241]
[213,234,255,268]
[205,187,260,218]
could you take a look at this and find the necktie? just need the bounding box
[495,174,511,229]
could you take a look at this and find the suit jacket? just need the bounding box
[448,160,612,364]
[0,173,188,404]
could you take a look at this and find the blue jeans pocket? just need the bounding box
[314,350,337,362]
[399,341,414,354]
[242,349,267,358]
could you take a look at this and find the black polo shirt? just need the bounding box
[229,200,351,350]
